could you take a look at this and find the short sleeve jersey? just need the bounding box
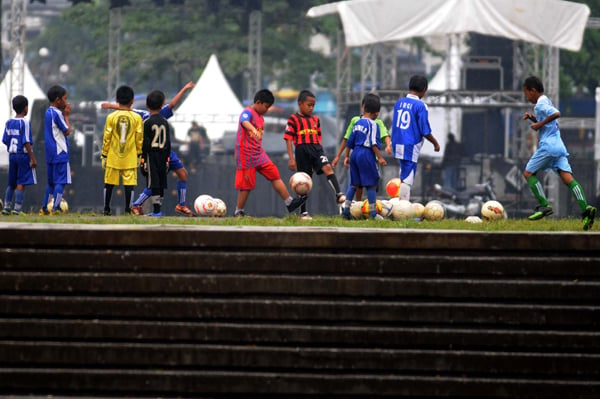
[235,106,270,170]
[134,105,173,122]
[347,117,381,151]
[44,106,69,164]
[534,95,563,147]
[391,94,432,162]
[344,116,388,140]
[284,113,321,146]
[102,109,144,169]
[3,117,32,154]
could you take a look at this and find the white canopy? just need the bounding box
[307,0,590,51]
[169,54,243,142]
[0,52,47,167]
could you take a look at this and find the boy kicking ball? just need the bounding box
[522,75,596,230]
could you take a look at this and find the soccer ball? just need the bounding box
[349,201,364,219]
[213,198,227,217]
[424,200,445,221]
[391,199,414,220]
[47,197,69,213]
[361,199,383,217]
[289,172,313,195]
[412,202,425,219]
[465,215,483,223]
[386,178,401,198]
[194,194,216,216]
[481,200,505,221]
[379,200,394,218]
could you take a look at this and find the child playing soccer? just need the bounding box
[390,75,440,201]
[140,90,171,217]
[284,90,345,219]
[522,75,596,230]
[2,95,37,215]
[234,89,306,217]
[341,93,387,220]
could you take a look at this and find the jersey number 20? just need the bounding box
[151,124,168,149]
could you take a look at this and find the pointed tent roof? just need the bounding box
[0,51,47,167]
[169,54,243,141]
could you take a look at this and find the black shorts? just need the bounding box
[146,152,169,190]
[294,144,329,176]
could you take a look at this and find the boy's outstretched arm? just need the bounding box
[168,81,195,109]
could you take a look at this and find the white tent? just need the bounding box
[307,0,590,51]
[0,52,47,167]
[169,54,243,142]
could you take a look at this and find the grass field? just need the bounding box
[0,212,594,232]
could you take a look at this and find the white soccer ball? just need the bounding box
[213,198,227,217]
[412,202,425,219]
[349,201,364,219]
[465,215,483,223]
[194,194,216,216]
[391,199,414,220]
[424,200,445,221]
[379,200,394,218]
[481,200,505,221]
[289,172,313,195]
[46,197,69,213]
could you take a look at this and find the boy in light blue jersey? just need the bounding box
[40,85,71,215]
[2,95,37,215]
[390,75,440,201]
[522,75,596,230]
[341,93,387,220]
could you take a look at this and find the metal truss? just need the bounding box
[246,10,262,103]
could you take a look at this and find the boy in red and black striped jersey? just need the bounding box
[284,90,345,219]
[234,89,307,217]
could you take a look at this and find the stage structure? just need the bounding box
[308,0,592,216]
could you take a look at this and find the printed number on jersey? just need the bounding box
[151,124,168,149]
[395,110,411,130]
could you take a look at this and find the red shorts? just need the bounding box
[235,161,281,190]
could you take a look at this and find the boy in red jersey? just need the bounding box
[234,89,306,217]
[284,90,345,219]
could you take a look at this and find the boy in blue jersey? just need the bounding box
[341,93,387,220]
[39,85,71,215]
[390,75,440,201]
[2,95,37,215]
[102,81,195,216]
[522,75,596,230]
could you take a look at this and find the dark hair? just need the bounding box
[47,85,66,103]
[146,90,165,111]
[523,76,544,93]
[362,93,380,113]
[116,85,134,105]
[409,75,428,92]
[254,89,274,105]
[12,95,28,114]
[297,89,315,103]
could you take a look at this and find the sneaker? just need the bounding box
[2,208,10,215]
[287,195,308,213]
[38,208,50,216]
[11,210,26,216]
[147,211,163,217]
[528,205,553,221]
[103,208,111,216]
[175,204,194,217]
[130,205,144,216]
[301,212,313,220]
[234,210,247,217]
[583,205,597,231]
[336,192,346,204]
[341,207,352,220]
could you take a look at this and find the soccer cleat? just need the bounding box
[371,214,385,221]
[148,211,163,217]
[2,208,10,215]
[287,195,307,213]
[175,204,194,217]
[50,208,62,216]
[130,205,144,216]
[301,212,313,220]
[341,207,352,220]
[234,210,247,217]
[103,208,112,216]
[583,205,597,231]
[528,205,553,221]
[38,208,50,216]
[336,192,346,204]
[11,210,26,216]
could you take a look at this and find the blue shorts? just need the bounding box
[169,150,184,171]
[8,153,37,186]
[349,148,379,187]
[47,162,72,185]
[525,147,572,175]
[398,159,418,185]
